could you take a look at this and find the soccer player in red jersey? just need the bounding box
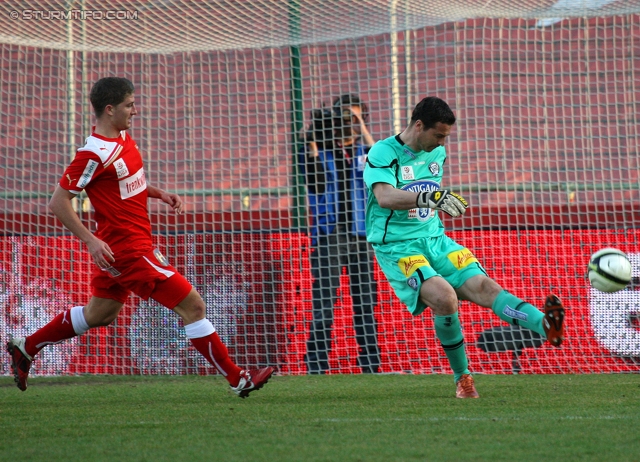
[6,77,273,397]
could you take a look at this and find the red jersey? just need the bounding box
[59,130,153,259]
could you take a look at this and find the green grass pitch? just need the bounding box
[1,374,639,461]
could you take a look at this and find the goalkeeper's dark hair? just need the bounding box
[410,96,456,129]
[90,77,135,117]
[306,108,335,150]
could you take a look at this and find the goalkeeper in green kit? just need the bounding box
[363,96,566,398]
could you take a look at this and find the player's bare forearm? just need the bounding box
[49,186,96,244]
[371,182,420,210]
[146,184,164,199]
[372,182,468,217]
[147,184,183,214]
[49,186,115,265]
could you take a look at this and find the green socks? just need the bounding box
[491,290,545,336]
[434,313,469,383]
[433,291,545,383]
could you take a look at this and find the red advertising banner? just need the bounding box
[1,230,638,377]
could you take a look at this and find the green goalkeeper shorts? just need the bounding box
[372,234,486,316]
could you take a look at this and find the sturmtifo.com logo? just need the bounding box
[9,9,139,21]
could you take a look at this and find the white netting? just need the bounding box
[1,1,640,377]
[1,1,638,53]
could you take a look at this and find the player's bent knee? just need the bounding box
[173,297,206,324]
[97,313,119,327]
[420,291,459,316]
[428,297,459,316]
[84,298,124,328]
[419,276,459,315]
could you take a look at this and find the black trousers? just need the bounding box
[305,229,381,373]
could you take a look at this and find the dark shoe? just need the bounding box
[543,294,565,347]
[7,337,33,391]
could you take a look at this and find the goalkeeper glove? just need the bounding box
[416,190,468,217]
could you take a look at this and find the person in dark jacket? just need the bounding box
[299,94,381,374]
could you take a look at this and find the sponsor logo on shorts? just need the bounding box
[503,305,528,321]
[398,255,430,277]
[407,276,419,290]
[447,248,478,269]
[154,248,169,267]
[101,266,122,277]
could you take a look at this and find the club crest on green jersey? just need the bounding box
[429,162,440,175]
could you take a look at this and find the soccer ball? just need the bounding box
[588,248,632,293]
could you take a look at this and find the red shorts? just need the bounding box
[91,247,192,309]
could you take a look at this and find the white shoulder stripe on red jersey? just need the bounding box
[78,135,120,164]
[104,145,124,169]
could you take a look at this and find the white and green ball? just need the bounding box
[588,248,632,293]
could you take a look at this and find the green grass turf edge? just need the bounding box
[0,374,638,462]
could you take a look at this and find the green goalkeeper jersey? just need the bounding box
[364,134,447,244]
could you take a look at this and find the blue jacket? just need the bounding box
[299,143,368,245]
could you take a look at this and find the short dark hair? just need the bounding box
[306,108,335,150]
[410,96,456,129]
[90,77,135,117]
[332,93,369,122]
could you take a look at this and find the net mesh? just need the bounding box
[1,0,639,377]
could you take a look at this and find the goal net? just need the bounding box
[1,0,639,378]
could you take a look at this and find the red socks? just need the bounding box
[189,332,242,386]
[25,309,77,357]
[24,311,242,387]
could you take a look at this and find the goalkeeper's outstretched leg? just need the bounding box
[457,276,566,347]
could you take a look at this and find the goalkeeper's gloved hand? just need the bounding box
[416,190,468,217]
